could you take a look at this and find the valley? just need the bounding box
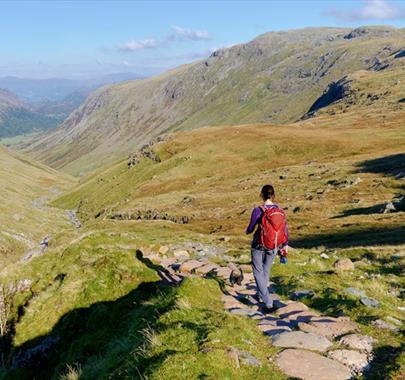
[0,25,404,380]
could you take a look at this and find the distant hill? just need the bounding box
[0,72,144,103]
[23,26,405,176]
[0,73,144,138]
[0,89,59,138]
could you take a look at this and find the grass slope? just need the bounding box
[24,26,405,175]
[0,145,74,267]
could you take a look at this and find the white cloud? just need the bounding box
[169,25,211,41]
[327,0,405,21]
[118,38,159,52]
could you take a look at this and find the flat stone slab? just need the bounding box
[298,316,357,339]
[213,266,232,279]
[339,334,374,352]
[328,349,370,375]
[276,302,309,318]
[258,324,291,336]
[229,308,263,318]
[272,331,332,352]
[221,295,246,309]
[180,260,206,273]
[277,349,352,380]
[195,263,219,275]
[283,311,320,326]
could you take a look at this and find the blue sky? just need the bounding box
[0,0,404,78]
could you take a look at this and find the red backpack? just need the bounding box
[259,205,288,250]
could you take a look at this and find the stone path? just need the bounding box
[141,250,375,379]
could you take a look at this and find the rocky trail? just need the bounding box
[141,249,377,380]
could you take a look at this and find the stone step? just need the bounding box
[213,266,232,279]
[272,331,333,352]
[179,260,207,273]
[276,301,308,318]
[277,349,352,380]
[298,316,358,339]
[257,324,292,336]
[195,263,220,275]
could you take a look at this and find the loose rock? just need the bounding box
[339,334,374,352]
[360,297,380,308]
[333,258,355,271]
[371,319,400,332]
[328,349,370,375]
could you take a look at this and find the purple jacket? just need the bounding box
[246,204,289,248]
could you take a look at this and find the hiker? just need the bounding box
[246,184,289,312]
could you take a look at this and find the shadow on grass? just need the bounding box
[3,251,184,380]
[355,153,405,178]
[366,343,405,380]
[292,225,405,248]
[332,203,383,218]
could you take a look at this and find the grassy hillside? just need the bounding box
[23,26,405,175]
[0,145,74,267]
[0,104,403,378]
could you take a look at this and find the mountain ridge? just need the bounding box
[23,26,405,176]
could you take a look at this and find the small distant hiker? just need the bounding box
[246,184,289,312]
[40,236,49,252]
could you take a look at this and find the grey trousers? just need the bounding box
[251,247,276,308]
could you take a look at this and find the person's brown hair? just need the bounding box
[261,184,275,201]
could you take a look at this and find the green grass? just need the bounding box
[2,232,286,379]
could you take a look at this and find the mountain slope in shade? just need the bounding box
[24,26,405,176]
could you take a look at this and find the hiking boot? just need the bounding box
[261,305,278,314]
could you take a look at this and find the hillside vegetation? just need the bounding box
[0,145,74,267]
[1,102,402,378]
[23,26,405,175]
[0,26,404,380]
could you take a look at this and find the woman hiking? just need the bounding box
[246,184,289,313]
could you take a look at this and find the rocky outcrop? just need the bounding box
[305,76,353,116]
[109,209,190,224]
[127,137,165,169]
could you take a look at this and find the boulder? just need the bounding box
[339,334,374,352]
[333,258,355,271]
[382,201,396,213]
[272,331,332,352]
[277,349,352,380]
[328,349,370,375]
